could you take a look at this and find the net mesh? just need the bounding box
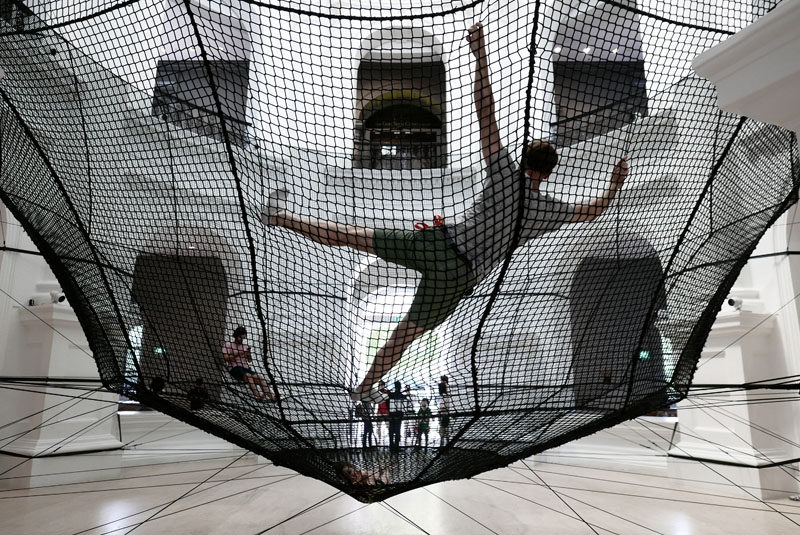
[0,0,798,502]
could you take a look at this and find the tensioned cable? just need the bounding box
[0,463,283,494]
[0,394,118,446]
[119,450,250,535]
[380,501,433,535]
[693,281,800,371]
[0,0,141,37]
[0,384,109,460]
[499,464,773,505]
[253,490,345,535]
[474,477,624,534]
[517,460,667,535]
[525,454,782,493]
[521,458,601,535]
[293,502,372,535]
[422,487,503,535]
[635,417,800,528]
[676,396,800,475]
[0,450,244,482]
[73,469,300,535]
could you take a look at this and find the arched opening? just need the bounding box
[357,89,445,169]
[132,253,229,404]
[354,27,447,169]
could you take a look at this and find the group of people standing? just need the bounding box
[219,326,453,454]
[355,376,451,451]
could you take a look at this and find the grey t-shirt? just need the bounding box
[449,148,576,280]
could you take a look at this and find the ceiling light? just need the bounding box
[553,46,562,54]
[582,46,591,54]
[612,47,619,54]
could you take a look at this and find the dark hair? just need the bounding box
[394,381,402,392]
[439,381,448,396]
[422,398,430,404]
[332,461,351,482]
[233,326,246,338]
[524,140,558,175]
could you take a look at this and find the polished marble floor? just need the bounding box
[1,419,799,535]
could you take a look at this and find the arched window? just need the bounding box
[354,28,446,169]
[358,87,445,169]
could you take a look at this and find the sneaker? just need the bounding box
[350,384,388,404]
[260,188,288,226]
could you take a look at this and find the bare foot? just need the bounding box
[260,188,288,226]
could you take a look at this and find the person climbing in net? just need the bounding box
[261,21,629,403]
[222,326,277,402]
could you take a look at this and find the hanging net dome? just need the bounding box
[0,0,798,502]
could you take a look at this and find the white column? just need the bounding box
[669,307,800,499]
[0,302,122,457]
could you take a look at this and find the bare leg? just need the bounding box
[356,316,427,395]
[254,374,276,401]
[272,210,426,396]
[244,375,263,399]
[271,211,376,255]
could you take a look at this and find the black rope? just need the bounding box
[182,0,286,425]
[0,88,135,386]
[631,116,748,404]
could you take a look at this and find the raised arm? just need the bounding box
[571,157,629,223]
[467,22,503,165]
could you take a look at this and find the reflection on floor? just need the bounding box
[1,415,799,535]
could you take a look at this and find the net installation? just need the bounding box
[0,0,797,502]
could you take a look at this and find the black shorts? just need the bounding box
[229,366,255,382]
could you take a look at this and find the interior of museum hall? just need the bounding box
[1,0,800,533]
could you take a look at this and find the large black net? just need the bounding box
[0,0,798,502]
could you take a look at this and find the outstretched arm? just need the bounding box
[467,22,503,165]
[571,157,629,223]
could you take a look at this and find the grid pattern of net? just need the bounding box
[0,0,798,502]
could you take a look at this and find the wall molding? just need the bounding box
[693,1,800,133]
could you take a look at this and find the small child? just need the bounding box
[334,461,389,486]
[415,398,432,448]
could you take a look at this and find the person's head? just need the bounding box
[440,375,448,384]
[421,398,429,408]
[378,380,386,388]
[394,381,402,393]
[333,461,359,484]
[404,385,411,393]
[232,326,246,342]
[523,140,558,179]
